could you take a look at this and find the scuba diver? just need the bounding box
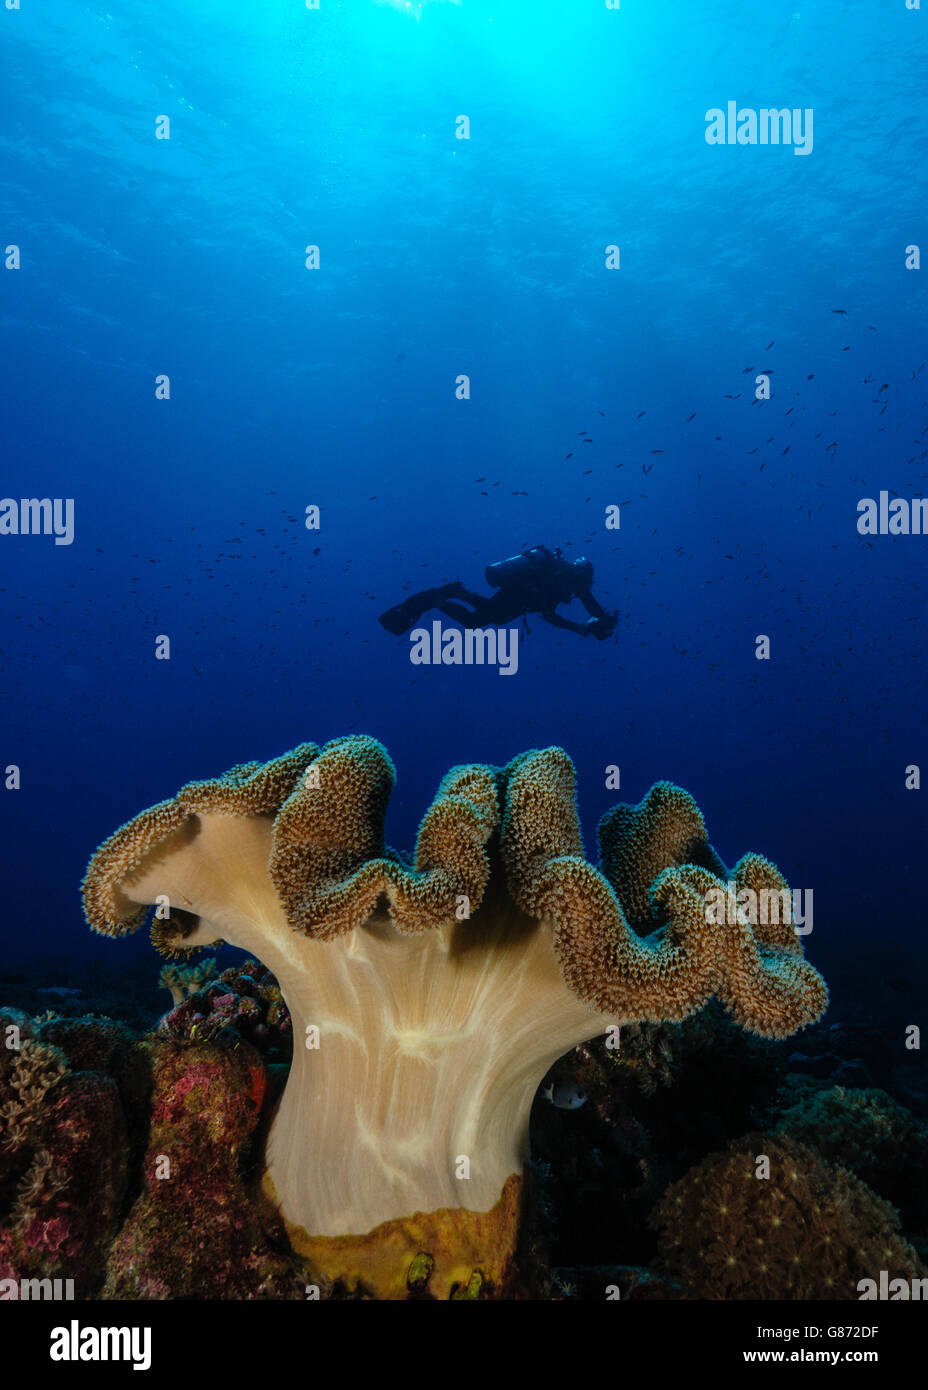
[379,545,618,640]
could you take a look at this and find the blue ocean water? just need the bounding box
[1,0,925,1017]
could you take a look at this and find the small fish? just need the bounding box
[832,308,847,315]
[543,1082,587,1110]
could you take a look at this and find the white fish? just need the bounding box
[543,1082,587,1110]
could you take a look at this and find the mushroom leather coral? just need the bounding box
[82,736,827,1298]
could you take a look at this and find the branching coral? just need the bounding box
[82,736,827,1298]
[0,1039,68,1154]
[158,958,218,1009]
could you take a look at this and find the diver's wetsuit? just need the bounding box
[379,545,618,640]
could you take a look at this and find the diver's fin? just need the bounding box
[378,584,460,636]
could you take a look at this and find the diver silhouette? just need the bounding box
[379,545,618,640]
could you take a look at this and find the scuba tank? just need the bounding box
[485,546,553,588]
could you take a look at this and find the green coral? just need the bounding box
[450,1269,485,1300]
[405,1251,434,1293]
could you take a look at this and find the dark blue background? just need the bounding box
[1,1,925,1015]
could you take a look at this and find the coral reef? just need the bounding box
[574,1025,680,1102]
[82,736,827,1298]
[782,1019,898,1093]
[30,1016,152,1186]
[1,1005,302,1299]
[1,958,166,1033]
[158,957,218,1008]
[531,1003,790,1270]
[636,1006,789,1177]
[158,958,292,1059]
[34,1014,137,1077]
[552,1265,682,1300]
[0,1035,67,1155]
[651,1132,926,1299]
[775,1085,928,1235]
[0,1031,128,1296]
[104,1038,304,1299]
